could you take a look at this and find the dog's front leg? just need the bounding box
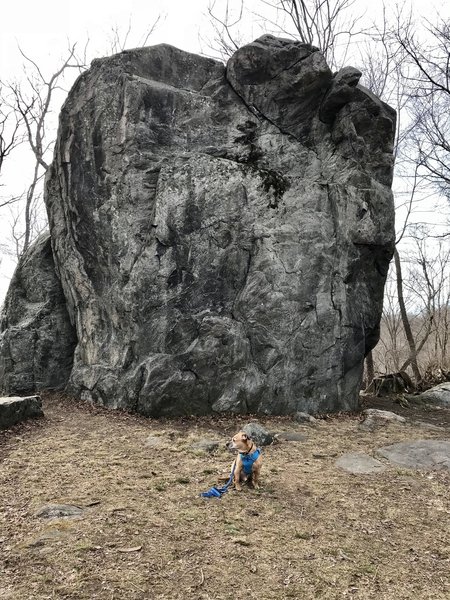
[251,465,260,489]
[234,461,243,492]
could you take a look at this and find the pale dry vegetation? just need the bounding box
[1,393,449,599]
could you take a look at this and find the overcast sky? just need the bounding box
[0,0,448,300]
[0,0,249,76]
[2,0,444,72]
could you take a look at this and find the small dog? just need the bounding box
[228,431,262,491]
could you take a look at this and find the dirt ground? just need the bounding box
[1,392,449,600]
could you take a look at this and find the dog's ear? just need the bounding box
[242,433,248,440]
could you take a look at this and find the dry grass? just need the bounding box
[1,393,449,599]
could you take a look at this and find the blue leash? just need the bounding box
[200,460,236,498]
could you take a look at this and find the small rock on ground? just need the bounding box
[243,422,273,446]
[335,453,386,474]
[294,411,317,424]
[359,408,406,431]
[0,395,43,430]
[35,504,84,519]
[418,383,450,407]
[376,439,450,471]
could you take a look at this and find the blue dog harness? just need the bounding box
[240,448,261,475]
[199,446,261,498]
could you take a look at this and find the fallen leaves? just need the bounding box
[1,391,450,600]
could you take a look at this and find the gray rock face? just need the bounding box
[2,36,395,416]
[0,234,76,395]
[335,452,386,474]
[376,440,450,471]
[0,395,43,429]
[319,66,362,124]
[419,383,450,407]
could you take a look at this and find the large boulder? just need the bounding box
[0,395,43,429]
[417,382,450,407]
[3,36,396,415]
[0,234,76,394]
[376,440,450,471]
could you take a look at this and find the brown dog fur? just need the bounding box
[228,431,262,491]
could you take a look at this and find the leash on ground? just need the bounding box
[200,460,236,498]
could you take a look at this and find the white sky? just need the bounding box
[0,0,233,76]
[0,0,448,300]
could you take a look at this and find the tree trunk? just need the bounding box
[393,247,422,383]
[365,350,375,389]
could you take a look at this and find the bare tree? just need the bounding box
[257,0,368,68]
[374,230,450,384]
[109,14,163,55]
[373,273,406,374]
[0,94,22,175]
[392,247,423,382]
[8,44,86,170]
[0,92,24,211]
[385,15,450,383]
[432,251,450,369]
[202,0,247,60]
[1,16,163,263]
[405,229,450,373]
[395,17,450,198]
[2,44,86,255]
[204,0,367,66]
[356,8,413,387]
[358,7,450,387]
